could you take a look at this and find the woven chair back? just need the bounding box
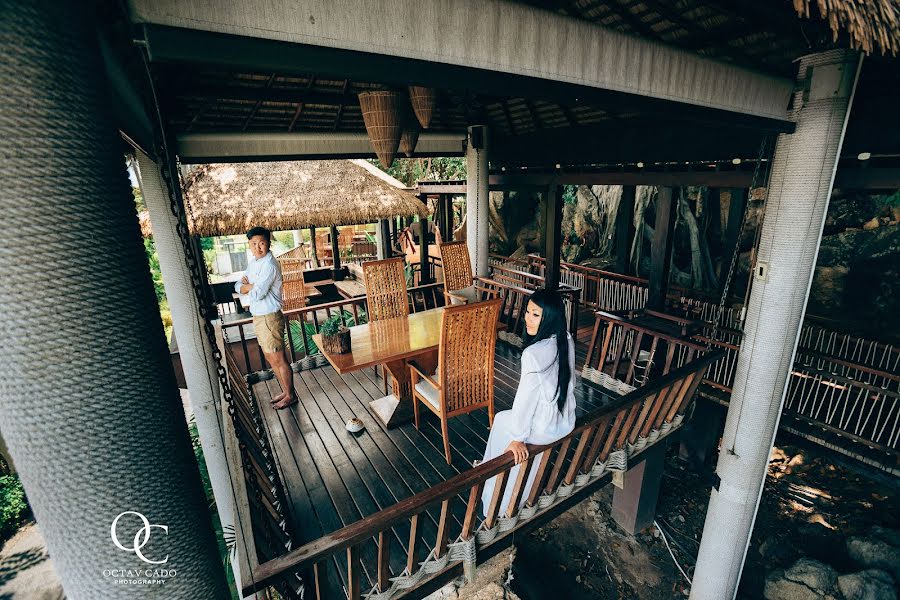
[363,257,409,322]
[439,298,501,413]
[277,245,309,273]
[282,269,308,311]
[439,241,472,292]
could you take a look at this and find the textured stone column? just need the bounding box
[0,2,230,597]
[690,49,861,600]
[466,125,490,277]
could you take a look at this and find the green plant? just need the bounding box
[320,314,346,336]
[0,474,30,543]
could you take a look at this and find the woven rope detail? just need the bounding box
[581,366,637,395]
[0,4,229,596]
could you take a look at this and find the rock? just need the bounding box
[764,558,838,600]
[837,569,897,600]
[863,217,880,231]
[848,533,900,582]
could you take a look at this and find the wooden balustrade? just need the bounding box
[223,283,445,377]
[473,277,581,341]
[242,350,722,598]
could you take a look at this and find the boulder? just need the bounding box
[847,529,900,582]
[764,558,839,600]
[837,569,896,600]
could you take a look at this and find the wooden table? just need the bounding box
[314,308,444,428]
[333,278,367,299]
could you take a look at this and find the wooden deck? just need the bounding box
[251,313,612,597]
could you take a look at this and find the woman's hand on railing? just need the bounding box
[505,440,529,464]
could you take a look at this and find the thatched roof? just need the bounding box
[793,0,900,56]
[174,159,426,237]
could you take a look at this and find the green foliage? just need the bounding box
[144,238,166,303]
[272,231,295,250]
[370,157,467,187]
[320,314,346,336]
[0,474,30,542]
[563,185,578,205]
[285,309,366,354]
[200,237,215,251]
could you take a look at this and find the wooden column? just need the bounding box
[615,185,637,274]
[718,187,748,295]
[309,226,319,267]
[437,193,453,242]
[418,206,432,284]
[543,184,563,290]
[611,440,667,534]
[647,186,675,311]
[330,224,342,279]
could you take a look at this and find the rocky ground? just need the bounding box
[437,436,899,600]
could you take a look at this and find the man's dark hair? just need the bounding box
[246,226,271,242]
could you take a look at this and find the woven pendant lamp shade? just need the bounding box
[399,128,419,157]
[408,86,436,129]
[359,90,402,168]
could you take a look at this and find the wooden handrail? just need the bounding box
[243,349,723,595]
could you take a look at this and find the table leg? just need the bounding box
[368,351,438,429]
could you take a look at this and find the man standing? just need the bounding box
[236,227,296,409]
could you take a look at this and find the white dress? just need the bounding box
[481,333,577,517]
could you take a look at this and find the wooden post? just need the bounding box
[418,195,432,284]
[330,224,342,279]
[718,187,748,295]
[309,226,319,267]
[543,183,563,290]
[647,186,675,311]
[615,185,637,274]
[611,440,667,534]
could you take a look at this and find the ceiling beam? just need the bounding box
[176,83,360,107]
[137,5,795,130]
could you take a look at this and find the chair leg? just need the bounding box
[441,416,451,464]
[488,401,495,427]
[413,394,420,430]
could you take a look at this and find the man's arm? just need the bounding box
[235,275,251,295]
[246,262,276,301]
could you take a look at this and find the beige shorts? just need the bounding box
[253,311,286,354]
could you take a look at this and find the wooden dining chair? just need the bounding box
[410,298,502,464]
[363,257,409,321]
[281,269,308,311]
[363,257,410,394]
[439,241,477,305]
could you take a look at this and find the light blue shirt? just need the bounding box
[235,252,282,316]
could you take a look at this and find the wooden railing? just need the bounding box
[223,336,301,597]
[490,253,900,466]
[473,276,581,342]
[223,283,444,377]
[242,349,723,598]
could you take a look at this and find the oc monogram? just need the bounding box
[110,511,169,565]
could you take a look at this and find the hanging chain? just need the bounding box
[707,136,773,348]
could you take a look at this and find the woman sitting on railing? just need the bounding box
[480,289,576,517]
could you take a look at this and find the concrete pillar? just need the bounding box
[690,49,861,600]
[136,151,245,593]
[466,125,490,277]
[376,219,390,260]
[0,3,229,597]
[291,229,302,248]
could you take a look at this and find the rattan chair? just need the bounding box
[410,298,502,464]
[363,257,409,322]
[363,257,410,394]
[439,241,477,305]
[276,244,310,274]
[281,269,308,311]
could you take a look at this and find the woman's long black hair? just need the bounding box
[522,289,570,414]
